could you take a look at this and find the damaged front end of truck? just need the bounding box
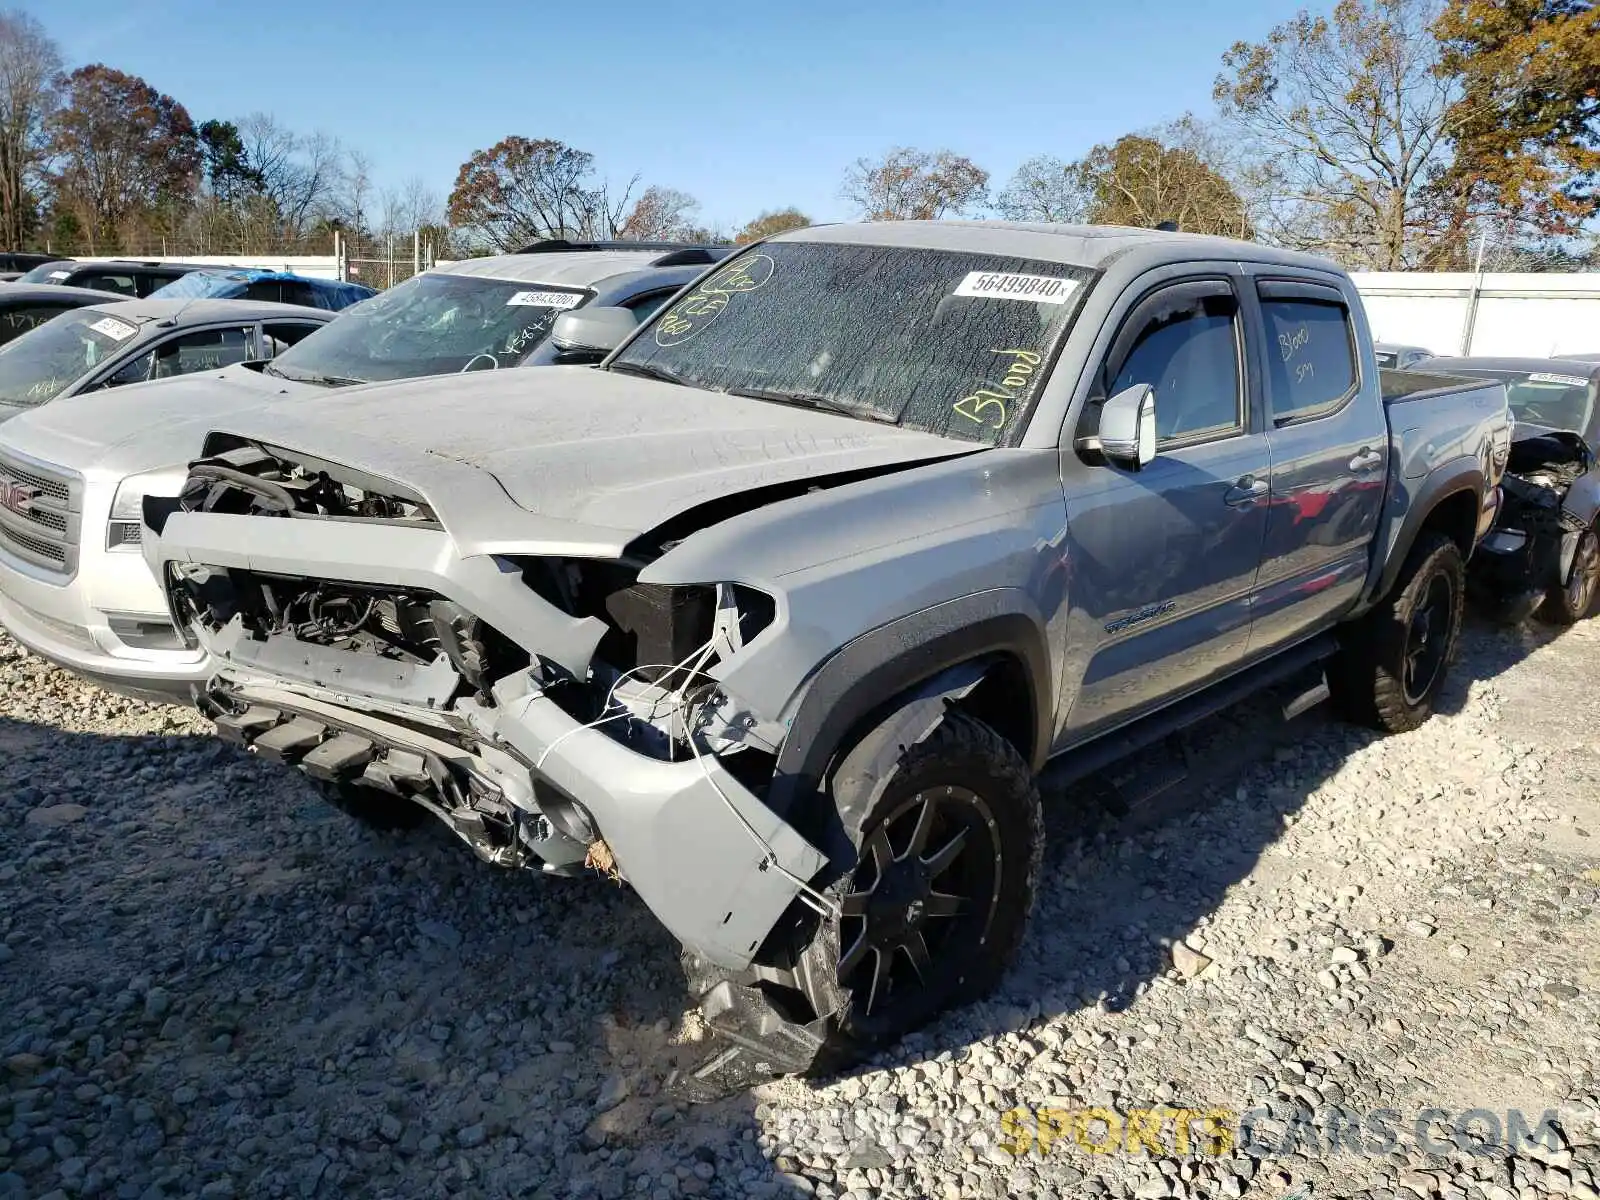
[1472,428,1600,624]
[145,439,873,1096]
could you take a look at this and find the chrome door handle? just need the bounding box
[1350,447,1383,472]
[1224,476,1270,507]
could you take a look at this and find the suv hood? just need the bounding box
[0,364,299,477]
[201,366,980,556]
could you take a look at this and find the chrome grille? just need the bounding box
[0,447,81,578]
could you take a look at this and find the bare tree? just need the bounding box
[840,147,989,220]
[0,12,61,248]
[1213,0,1457,268]
[237,112,342,240]
[994,156,1091,223]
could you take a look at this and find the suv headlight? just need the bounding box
[107,471,186,553]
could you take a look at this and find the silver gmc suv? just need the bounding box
[0,241,729,702]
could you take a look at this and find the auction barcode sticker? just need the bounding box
[507,290,584,309]
[953,271,1078,304]
[1529,372,1589,388]
[88,316,137,341]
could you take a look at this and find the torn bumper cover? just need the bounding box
[151,505,827,973]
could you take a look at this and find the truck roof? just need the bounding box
[73,297,336,325]
[1417,355,1600,380]
[775,219,1341,274]
[433,249,724,290]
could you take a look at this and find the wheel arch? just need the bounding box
[1366,464,1484,609]
[764,592,1052,875]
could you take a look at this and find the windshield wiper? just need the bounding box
[265,364,366,387]
[608,360,697,388]
[729,386,898,425]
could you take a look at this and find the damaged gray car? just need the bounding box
[144,222,1510,1094]
[1414,355,1600,624]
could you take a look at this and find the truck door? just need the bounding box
[1060,275,1270,738]
[1248,278,1388,654]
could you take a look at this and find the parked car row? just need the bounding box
[0,222,1546,1096]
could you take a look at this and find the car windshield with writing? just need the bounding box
[264,272,592,386]
[609,242,1094,445]
[0,310,142,408]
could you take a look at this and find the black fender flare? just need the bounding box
[764,590,1052,875]
[1364,458,1486,609]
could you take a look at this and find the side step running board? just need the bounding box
[1041,633,1338,796]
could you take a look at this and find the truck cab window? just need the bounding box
[1107,289,1242,445]
[1260,297,1357,419]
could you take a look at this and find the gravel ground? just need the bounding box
[1,615,1597,1200]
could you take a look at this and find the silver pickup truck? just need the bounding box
[144,221,1510,1093]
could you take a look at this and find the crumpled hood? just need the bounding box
[0,365,297,477]
[201,366,980,555]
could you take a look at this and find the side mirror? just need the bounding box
[1097,383,1158,469]
[550,306,637,357]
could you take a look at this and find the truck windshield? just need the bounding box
[608,242,1094,445]
[264,272,592,385]
[0,309,142,406]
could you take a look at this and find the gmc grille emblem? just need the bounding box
[0,477,40,516]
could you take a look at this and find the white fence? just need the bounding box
[1352,272,1600,359]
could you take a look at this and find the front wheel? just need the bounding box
[1536,524,1600,625]
[794,711,1043,1067]
[1330,530,1465,734]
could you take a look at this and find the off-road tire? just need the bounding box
[1536,524,1600,626]
[794,710,1043,1071]
[316,780,430,831]
[1329,530,1465,734]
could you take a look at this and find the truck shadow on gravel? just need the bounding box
[0,613,1563,1198]
[836,613,1544,1067]
[0,714,780,1198]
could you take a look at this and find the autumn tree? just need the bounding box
[1214,0,1457,268]
[1432,0,1600,245]
[734,207,811,243]
[447,136,637,250]
[48,65,201,251]
[994,156,1091,223]
[840,147,989,220]
[618,185,701,240]
[0,12,61,249]
[1079,118,1253,236]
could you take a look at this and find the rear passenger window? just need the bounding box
[1259,296,1357,420]
[78,273,138,296]
[242,281,284,304]
[1107,285,1243,445]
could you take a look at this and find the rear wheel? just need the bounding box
[795,711,1042,1067]
[316,780,430,831]
[1330,530,1464,733]
[1536,524,1600,625]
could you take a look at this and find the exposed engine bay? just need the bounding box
[1476,430,1596,618]
[163,443,789,876]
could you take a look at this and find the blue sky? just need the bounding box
[26,0,1318,232]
